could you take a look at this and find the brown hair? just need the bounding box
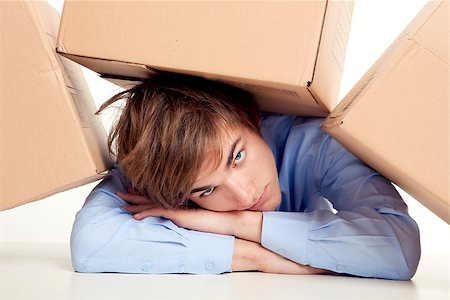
[97,72,261,209]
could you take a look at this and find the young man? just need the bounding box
[71,73,421,279]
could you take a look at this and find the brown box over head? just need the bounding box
[321,1,449,224]
[0,1,114,210]
[56,1,353,117]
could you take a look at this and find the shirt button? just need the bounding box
[142,263,152,272]
[205,262,214,271]
[336,265,344,271]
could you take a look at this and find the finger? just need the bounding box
[120,205,132,213]
[134,208,167,220]
[121,204,154,214]
[128,187,141,195]
[116,192,153,205]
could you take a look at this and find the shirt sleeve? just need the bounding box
[70,166,235,274]
[261,132,421,280]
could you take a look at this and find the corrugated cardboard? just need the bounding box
[321,1,449,224]
[0,1,114,210]
[56,1,353,117]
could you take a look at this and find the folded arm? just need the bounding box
[72,166,324,275]
[119,192,325,275]
[262,133,421,280]
[71,167,233,274]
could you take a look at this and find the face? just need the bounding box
[189,126,282,212]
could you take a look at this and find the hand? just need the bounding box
[117,190,236,235]
[233,238,327,275]
[130,205,238,237]
[117,190,263,242]
[135,208,262,243]
[116,188,159,213]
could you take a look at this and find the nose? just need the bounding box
[225,175,256,208]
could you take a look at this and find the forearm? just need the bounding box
[126,204,328,275]
[231,211,263,243]
[232,238,326,275]
[176,210,263,244]
[262,209,420,280]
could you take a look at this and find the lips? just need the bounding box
[250,184,269,210]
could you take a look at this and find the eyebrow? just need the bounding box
[190,135,242,194]
[226,136,242,169]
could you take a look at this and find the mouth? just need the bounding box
[249,184,269,210]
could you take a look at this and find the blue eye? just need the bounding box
[234,149,246,165]
[202,186,214,197]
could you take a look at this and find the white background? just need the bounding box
[0,0,448,260]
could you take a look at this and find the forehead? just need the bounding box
[195,125,262,185]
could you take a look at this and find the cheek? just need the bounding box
[255,145,277,175]
[190,196,235,212]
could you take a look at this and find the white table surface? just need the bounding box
[0,242,448,300]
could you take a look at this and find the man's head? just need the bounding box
[98,73,281,211]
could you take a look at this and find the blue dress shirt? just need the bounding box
[70,114,421,279]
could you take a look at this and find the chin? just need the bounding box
[267,194,282,211]
[259,199,281,212]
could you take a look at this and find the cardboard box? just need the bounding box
[0,1,114,210]
[56,1,353,117]
[321,1,449,224]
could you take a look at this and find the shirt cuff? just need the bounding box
[261,211,309,264]
[185,230,235,274]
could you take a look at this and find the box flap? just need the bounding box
[412,1,448,63]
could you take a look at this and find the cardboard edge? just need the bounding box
[55,0,69,53]
[310,0,354,112]
[55,50,157,80]
[57,54,116,172]
[55,50,330,117]
[410,1,448,63]
[304,0,328,109]
[49,36,109,178]
[0,173,106,211]
[321,0,445,130]
[28,1,102,177]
